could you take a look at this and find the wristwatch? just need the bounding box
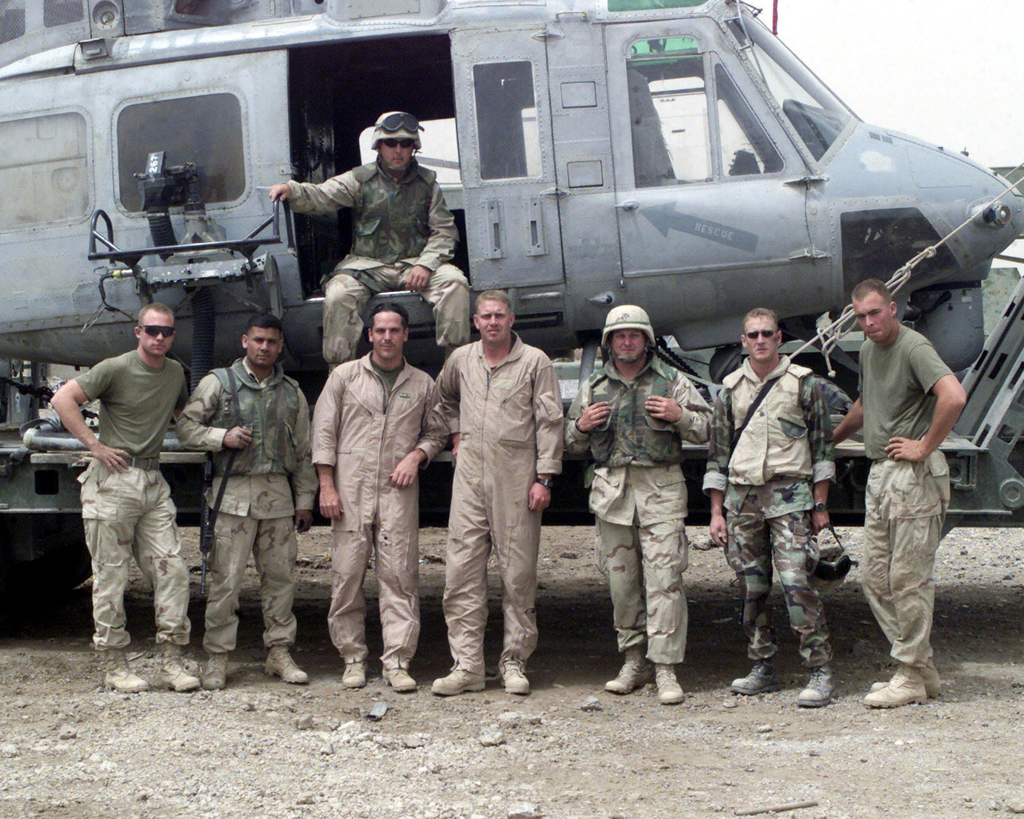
[535,477,554,489]
[813,502,827,512]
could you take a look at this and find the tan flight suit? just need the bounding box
[284,158,469,366]
[176,360,317,655]
[310,354,447,670]
[435,334,564,676]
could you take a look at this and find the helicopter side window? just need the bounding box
[0,111,88,230]
[715,64,783,176]
[626,37,711,186]
[472,61,542,181]
[116,93,245,212]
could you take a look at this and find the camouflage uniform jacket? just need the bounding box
[284,157,458,273]
[310,354,447,530]
[565,355,711,526]
[703,355,835,519]
[177,359,317,519]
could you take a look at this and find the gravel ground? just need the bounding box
[1,525,1023,819]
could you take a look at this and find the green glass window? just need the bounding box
[610,0,706,12]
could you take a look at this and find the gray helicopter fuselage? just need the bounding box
[0,0,1019,374]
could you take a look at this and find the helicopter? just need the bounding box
[0,0,1020,389]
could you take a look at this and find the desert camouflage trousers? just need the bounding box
[863,454,949,667]
[322,263,470,366]
[595,515,689,664]
[79,462,191,650]
[327,517,420,670]
[203,513,298,654]
[724,496,832,667]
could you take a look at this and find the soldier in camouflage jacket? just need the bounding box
[703,308,836,708]
[565,306,711,705]
[269,111,469,366]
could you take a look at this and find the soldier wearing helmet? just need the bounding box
[565,306,711,705]
[269,111,469,367]
[703,307,837,708]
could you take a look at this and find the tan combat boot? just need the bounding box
[202,653,229,691]
[605,647,651,695]
[383,663,417,693]
[500,659,531,696]
[102,648,149,693]
[159,644,201,693]
[431,665,486,696]
[341,659,367,689]
[265,647,309,685]
[655,663,684,705]
[870,658,940,698]
[863,663,927,708]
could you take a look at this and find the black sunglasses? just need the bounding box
[140,325,176,338]
[744,329,778,340]
[381,138,415,149]
[379,112,422,133]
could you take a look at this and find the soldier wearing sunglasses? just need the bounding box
[703,308,837,708]
[51,303,200,694]
[269,111,469,367]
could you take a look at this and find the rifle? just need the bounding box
[199,449,236,595]
[199,367,242,595]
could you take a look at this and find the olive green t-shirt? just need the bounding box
[859,326,952,460]
[75,350,189,458]
[370,358,403,401]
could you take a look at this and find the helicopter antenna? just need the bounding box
[791,162,1024,377]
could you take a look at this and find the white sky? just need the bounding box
[773,0,1023,169]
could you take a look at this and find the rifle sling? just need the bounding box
[208,367,243,530]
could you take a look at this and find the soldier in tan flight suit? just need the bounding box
[269,111,469,366]
[311,302,447,692]
[431,290,564,697]
[177,313,318,690]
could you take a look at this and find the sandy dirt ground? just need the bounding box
[1,524,1023,819]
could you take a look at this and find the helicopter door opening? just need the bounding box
[450,28,565,301]
[285,35,467,309]
[604,25,826,350]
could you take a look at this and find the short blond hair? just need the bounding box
[475,290,513,314]
[743,307,778,330]
[138,302,175,325]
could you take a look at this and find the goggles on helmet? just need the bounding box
[379,112,423,133]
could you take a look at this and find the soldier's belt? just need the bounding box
[126,456,161,471]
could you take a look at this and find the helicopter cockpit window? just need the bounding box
[472,61,542,181]
[0,112,89,230]
[626,37,710,186]
[359,118,461,186]
[737,17,853,161]
[116,94,245,213]
[715,64,783,176]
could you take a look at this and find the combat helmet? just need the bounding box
[602,305,656,348]
[809,540,857,593]
[371,111,423,150]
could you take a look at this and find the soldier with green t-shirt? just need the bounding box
[833,279,967,708]
[51,303,200,694]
